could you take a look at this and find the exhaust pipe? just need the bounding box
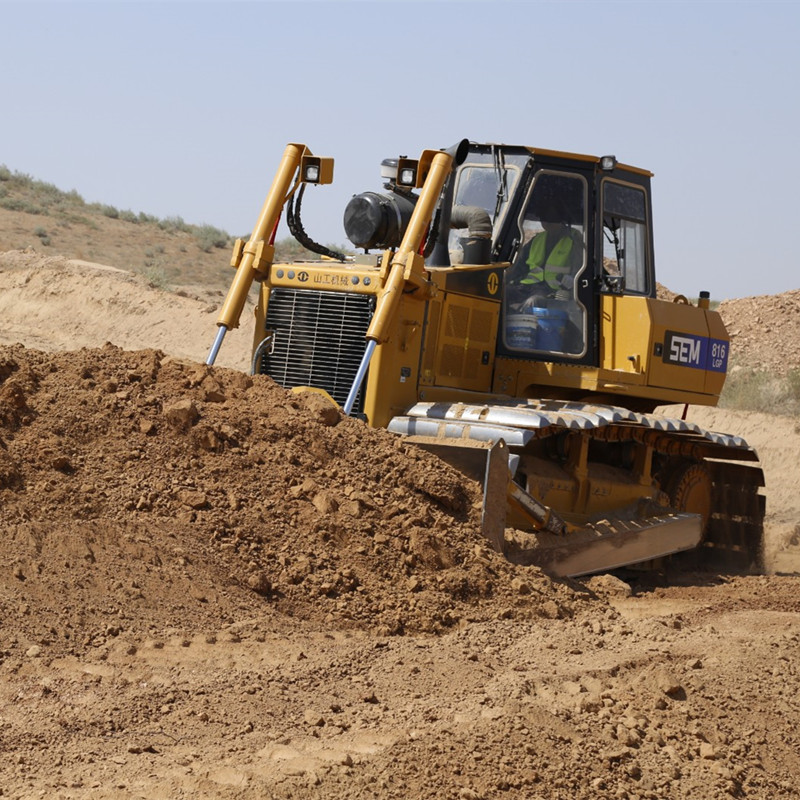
[450,204,492,264]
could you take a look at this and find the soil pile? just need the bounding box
[656,282,678,302]
[0,344,577,654]
[718,290,800,374]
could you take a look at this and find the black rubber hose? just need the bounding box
[286,185,347,262]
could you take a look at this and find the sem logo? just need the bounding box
[664,331,704,368]
[487,272,499,296]
[669,334,702,366]
[662,331,729,373]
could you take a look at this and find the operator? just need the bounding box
[507,189,583,311]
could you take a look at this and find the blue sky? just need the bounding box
[2,0,798,299]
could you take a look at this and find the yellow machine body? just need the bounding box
[214,140,762,576]
[253,262,729,428]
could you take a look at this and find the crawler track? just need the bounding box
[390,399,765,573]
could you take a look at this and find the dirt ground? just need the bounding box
[1,250,800,800]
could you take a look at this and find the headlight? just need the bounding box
[398,166,417,186]
[300,155,334,184]
[600,155,617,172]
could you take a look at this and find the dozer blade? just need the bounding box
[505,513,703,578]
[401,434,703,578]
[404,435,509,553]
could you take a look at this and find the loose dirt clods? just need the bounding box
[0,343,578,646]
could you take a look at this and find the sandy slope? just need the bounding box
[0,250,250,371]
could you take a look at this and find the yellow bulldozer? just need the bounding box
[207,140,764,577]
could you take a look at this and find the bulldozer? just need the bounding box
[206,140,764,577]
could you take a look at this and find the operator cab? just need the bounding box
[440,143,656,368]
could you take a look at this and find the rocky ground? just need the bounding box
[0,250,799,799]
[718,290,800,376]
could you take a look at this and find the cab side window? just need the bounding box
[601,182,649,295]
[503,172,588,357]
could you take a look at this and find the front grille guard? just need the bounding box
[257,288,375,415]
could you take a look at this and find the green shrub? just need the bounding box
[7,170,33,189]
[787,369,800,404]
[273,236,316,262]
[0,197,44,214]
[270,237,353,263]
[194,224,229,252]
[158,215,190,233]
[31,179,62,198]
[143,263,170,290]
[59,212,96,228]
[101,204,119,219]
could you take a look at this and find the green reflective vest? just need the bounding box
[521,230,579,289]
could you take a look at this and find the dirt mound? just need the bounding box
[656,282,679,302]
[0,344,579,658]
[718,289,800,374]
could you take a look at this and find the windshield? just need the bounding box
[454,165,511,219]
[447,158,522,263]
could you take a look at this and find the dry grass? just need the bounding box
[720,361,800,416]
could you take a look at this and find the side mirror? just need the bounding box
[601,274,626,294]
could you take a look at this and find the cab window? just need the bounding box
[502,171,587,357]
[601,181,649,295]
[447,163,519,262]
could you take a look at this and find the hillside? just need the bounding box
[0,165,330,294]
[0,250,249,372]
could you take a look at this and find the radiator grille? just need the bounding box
[259,288,374,414]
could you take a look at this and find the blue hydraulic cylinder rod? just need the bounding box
[343,339,376,416]
[206,325,228,366]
